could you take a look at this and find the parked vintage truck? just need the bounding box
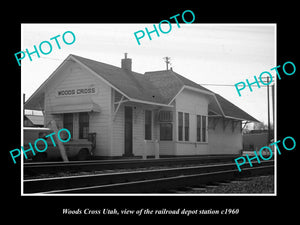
[23,127,95,161]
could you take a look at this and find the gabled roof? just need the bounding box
[144,70,213,104]
[214,94,259,122]
[71,55,167,105]
[25,54,259,122]
[144,70,259,122]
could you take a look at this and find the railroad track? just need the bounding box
[23,160,274,194]
[24,155,238,177]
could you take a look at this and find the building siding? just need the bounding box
[208,118,242,154]
[44,61,112,157]
[174,89,209,155]
[34,57,249,158]
[112,98,163,157]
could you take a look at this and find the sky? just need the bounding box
[21,23,276,125]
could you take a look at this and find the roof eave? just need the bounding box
[224,115,260,123]
[130,98,173,107]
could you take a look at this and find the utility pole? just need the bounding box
[272,84,274,135]
[23,93,25,117]
[163,57,171,70]
[267,76,271,144]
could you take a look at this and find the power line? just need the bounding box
[199,76,276,87]
[199,83,236,87]
[28,56,276,89]
[39,56,64,61]
[199,83,275,87]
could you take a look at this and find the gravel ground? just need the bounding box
[179,175,274,194]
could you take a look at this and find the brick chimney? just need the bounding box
[121,53,132,71]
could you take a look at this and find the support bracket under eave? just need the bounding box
[241,121,250,131]
[209,117,220,130]
[231,120,240,132]
[113,95,129,121]
[223,118,230,131]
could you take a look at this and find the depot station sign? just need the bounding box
[56,87,97,97]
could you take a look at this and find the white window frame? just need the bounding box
[196,114,208,143]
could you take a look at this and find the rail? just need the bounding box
[24,160,274,194]
[24,155,238,177]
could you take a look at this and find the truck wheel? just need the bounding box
[77,149,90,161]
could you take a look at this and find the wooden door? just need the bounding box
[124,106,133,156]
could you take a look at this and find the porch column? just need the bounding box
[143,140,147,159]
[155,139,160,159]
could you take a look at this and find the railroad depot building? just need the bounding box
[25,54,258,158]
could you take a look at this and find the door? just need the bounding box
[124,106,133,156]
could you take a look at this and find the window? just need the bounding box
[196,115,207,142]
[79,112,89,139]
[158,111,173,122]
[197,115,201,142]
[145,110,152,140]
[178,112,183,141]
[160,123,172,141]
[63,113,73,139]
[202,115,207,142]
[184,113,189,141]
[178,112,190,142]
